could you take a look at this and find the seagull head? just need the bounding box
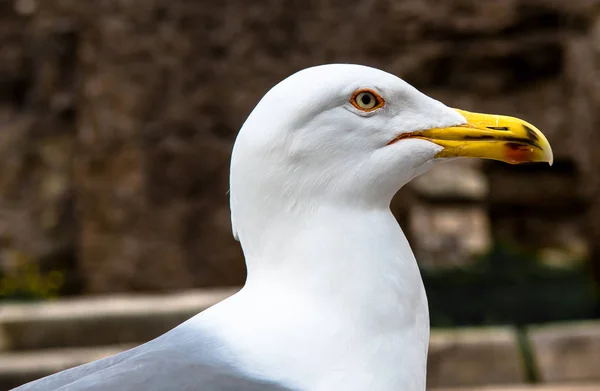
[230,64,552,241]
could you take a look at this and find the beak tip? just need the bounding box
[543,143,554,167]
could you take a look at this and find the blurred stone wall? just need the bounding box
[0,0,599,294]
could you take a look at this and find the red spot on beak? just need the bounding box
[504,143,535,164]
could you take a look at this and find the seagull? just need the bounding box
[14,64,553,391]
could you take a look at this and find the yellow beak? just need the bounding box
[391,109,554,165]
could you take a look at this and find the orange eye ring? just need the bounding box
[350,89,385,112]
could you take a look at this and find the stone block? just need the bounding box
[529,321,600,383]
[410,204,491,268]
[412,160,488,201]
[0,288,235,351]
[428,327,525,388]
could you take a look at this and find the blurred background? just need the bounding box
[0,0,600,389]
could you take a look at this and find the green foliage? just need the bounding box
[0,250,64,301]
[423,244,598,327]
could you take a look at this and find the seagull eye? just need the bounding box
[351,89,384,112]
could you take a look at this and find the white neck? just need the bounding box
[246,205,425,323]
[203,202,430,391]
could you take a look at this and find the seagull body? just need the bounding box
[13,64,552,391]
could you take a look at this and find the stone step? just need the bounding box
[1,290,600,389]
[0,328,526,389]
[0,291,528,386]
[1,344,597,390]
[0,288,237,351]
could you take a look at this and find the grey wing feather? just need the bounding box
[12,327,295,391]
[11,345,143,391]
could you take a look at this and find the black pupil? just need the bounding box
[360,94,372,106]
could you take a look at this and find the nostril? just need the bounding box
[486,126,509,131]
